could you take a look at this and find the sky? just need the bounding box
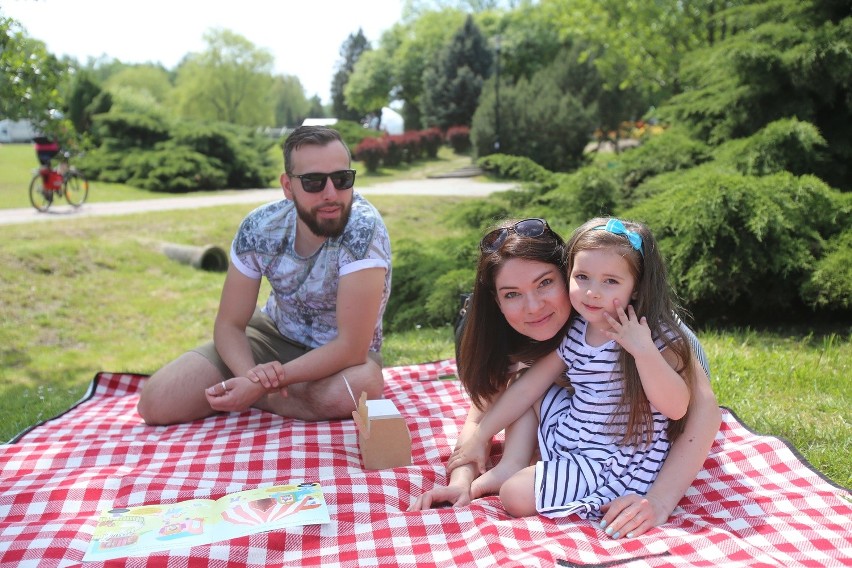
[3,0,404,104]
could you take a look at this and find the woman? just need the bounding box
[408,218,721,540]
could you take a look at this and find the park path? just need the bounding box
[0,177,517,226]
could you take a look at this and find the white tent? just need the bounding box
[378,107,404,135]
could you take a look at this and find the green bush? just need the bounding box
[802,196,852,310]
[477,154,554,183]
[90,111,170,149]
[712,118,828,178]
[172,121,275,188]
[626,166,847,321]
[613,127,712,203]
[385,239,466,331]
[123,147,228,191]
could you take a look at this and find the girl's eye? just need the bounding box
[539,278,554,288]
[605,278,620,285]
[503,291,520,299]
[574,274,587,281]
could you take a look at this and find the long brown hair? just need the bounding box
[565,217,696,444]
[458,219,569,409]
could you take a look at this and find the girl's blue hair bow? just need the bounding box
[594,219,644,256]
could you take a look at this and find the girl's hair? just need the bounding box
[458,219,569,409]
[566,217,696,444]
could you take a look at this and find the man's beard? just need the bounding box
[294,197,353,238]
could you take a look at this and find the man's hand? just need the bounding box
[245,361,288,396]
[205,376,266,413]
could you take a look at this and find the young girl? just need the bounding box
[446,217,697,523]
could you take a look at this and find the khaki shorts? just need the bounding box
[193,308,382,379]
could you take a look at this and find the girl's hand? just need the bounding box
[407,484,472,511]
[604,300,655,357]
[599,492,669,539]
[446,434,489,475]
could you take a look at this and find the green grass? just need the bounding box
[0,146,848,489]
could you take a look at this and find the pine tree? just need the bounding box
[420,15,493,129]
[331,29,371,122]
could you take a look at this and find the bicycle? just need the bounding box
[29,152,89,212]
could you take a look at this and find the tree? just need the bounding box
[421,15,493,129]
[331,29,372,121]
[0,14,64,129]
[472,49,596,171]
[103,64,174,104]
[171,28,275,127]
[660,0,852,190]
[347,10,467,128]
[65,70,112,135]
[271,75,311,127]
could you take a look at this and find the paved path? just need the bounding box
[1,177,517,226]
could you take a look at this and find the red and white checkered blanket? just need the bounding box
[2,360,850,567]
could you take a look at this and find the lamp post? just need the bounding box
[493,35,501,153]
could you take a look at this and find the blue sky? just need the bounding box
[4,0,403,104]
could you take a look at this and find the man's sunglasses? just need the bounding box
[289,169,356,193]
[480,218,552,253]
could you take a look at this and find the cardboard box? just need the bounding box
[351,392,412,470]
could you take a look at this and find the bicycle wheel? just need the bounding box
[64,170,89,207]
[29,174,53,212]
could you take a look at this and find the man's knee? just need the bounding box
[136,353,222,425]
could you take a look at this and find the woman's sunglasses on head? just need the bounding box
[289,169,356,193]
[480,218,551,253]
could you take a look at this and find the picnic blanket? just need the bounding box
[1,360,850,567]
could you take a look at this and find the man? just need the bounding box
[137,126,391,425]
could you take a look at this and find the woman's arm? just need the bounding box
[600,355,721,538]
[447,351,564,473]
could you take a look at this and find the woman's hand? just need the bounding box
[407,483,472,511]
[446,432,489,475]
[599,493,669,539]
[205,376,265,413]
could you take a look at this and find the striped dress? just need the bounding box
[534,316,674,519]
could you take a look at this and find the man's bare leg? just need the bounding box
[253,356,384,421]
[137,352,225,425]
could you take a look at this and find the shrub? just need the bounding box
[802,228,852,310]
[400,131,423,162]
[383,135,405,167]
[712,118,827,178]
[446,125,471,154]
[613,127,712,199]
[477,154,554,184]
[331,120,382,151]
[123,147,228,192]
[626,166,846,320]
[421,128,443,158]
[90,111,170,149]
[353,137,386,173]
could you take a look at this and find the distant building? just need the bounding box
[0,119,38,143]
[302,118,340,127]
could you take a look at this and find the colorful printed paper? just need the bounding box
[84,482,329,561]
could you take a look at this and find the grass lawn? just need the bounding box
[0,145,848,489]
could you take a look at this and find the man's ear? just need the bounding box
[281,173,294,199]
